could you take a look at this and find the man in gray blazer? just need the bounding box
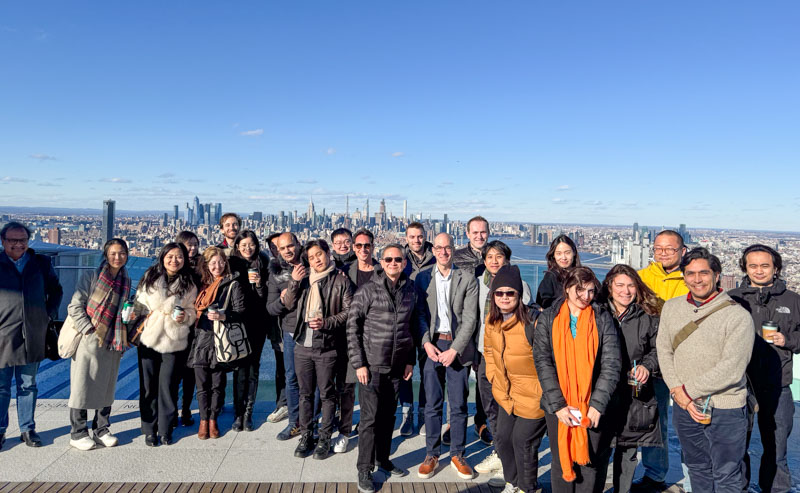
[415,233,479,480]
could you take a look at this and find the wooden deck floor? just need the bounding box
[0,483,499,493]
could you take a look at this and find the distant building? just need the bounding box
[47,227,61,245]
[102,199,115,246]
[173,205,179,221]
[252,211,263,223]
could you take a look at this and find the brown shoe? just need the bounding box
[198,420,209,440]
[417,455,438,479]
[209,419,220,439]
[450,455,474,480]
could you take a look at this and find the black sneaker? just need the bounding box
[631,476,667,493]
[357,470,375,493]
[378,461,407,477]
[145,434,160,447]
[180,411,195,426]
[399,412,414,436]
[232,416,243,432]
[294,431,315,458]
[277,423,301,441]
[313,436,330,460]
[243,412,254,432]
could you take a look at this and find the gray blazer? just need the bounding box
[415,264,479,365]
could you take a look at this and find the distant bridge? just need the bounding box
[511,256,613,270]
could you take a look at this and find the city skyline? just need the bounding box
[1,2,798,230]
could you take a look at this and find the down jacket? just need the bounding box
[346,271,424,376]
[533,299,621,415]
[403,242,435,281]
[187,275,245,369]
[230,252,277,347]
[133,276,197,354]
[267,257,300,333]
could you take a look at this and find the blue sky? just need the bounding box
[1,1,798,230]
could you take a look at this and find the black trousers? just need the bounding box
[545,412,613,493]
[194,366,227,420]
[295,345,338,437]
[70,406,111,440]
[495,406,546,492]
[233,335,266,417]
[137,345,183,436]
[178,360,195,415]
[477,354,499,437]
[273,342,287,408]
[357,370,401,473]
[335,349,355,435]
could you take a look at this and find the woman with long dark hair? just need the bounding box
[533,267,620,493]
[536,235,581,309]
[600,265,662,493]
[229,230,271,432]
[133,242,198,446]
[174,230,201,426]
[67,238,133,450]
[484,265,546,493]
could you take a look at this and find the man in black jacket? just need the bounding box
[331,228,356,268]
[267,232,306,441]
[0,222,63,449]
[347,243,423,493]
[728,244,799,493]
[453,215,489,275]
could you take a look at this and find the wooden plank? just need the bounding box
[90,484,113,493]
[211,484,229,493]
[161,484,179,493]
[334,484,346,493]
[127,484,148,493]
[139,483,159,493]
[20,483,45,493]
[174,484,192,493]
[345,484,358,493]
[150,484,168,493]
[113,483,135,493]
[196,482,214,493]
[232,484,248,493]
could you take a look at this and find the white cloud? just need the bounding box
[391,152,405,158]
[158,173,175,179]
[100,177,132,183]
[326,148,336,155]
[240,129,264,137]
[30,153,56,161]
[298,179,317,184]
[556,185,571,191]
[1,176,30,183]
[552,197,567,204]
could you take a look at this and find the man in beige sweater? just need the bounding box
[657,248,754,493]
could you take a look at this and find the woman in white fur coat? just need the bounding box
[133,242,198,446]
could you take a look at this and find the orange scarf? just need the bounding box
[552,302,599,482]
[194,277,223,327]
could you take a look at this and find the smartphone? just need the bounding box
[569,409,582,426]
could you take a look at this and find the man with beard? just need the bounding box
[216,213,241,257]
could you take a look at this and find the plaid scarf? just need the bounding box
[86,262,131,352]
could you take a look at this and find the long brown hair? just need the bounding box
[562,266,600,302]
[200,246,231,286]
[601,264,663,316]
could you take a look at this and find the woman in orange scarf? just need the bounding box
[533,267,621,493]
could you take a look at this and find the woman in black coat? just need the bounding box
[536,235,581,309]
[600,264,663,493]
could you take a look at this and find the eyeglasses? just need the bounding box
[354,243,372,250]
[3,238,28,245]
[494,290,518,298]
[433,246,453,253]
[333,240,352,246]
[383,257,404,264]
[653,247,680,255]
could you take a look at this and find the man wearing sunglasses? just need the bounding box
[343,228,382,288]
[415,233,479,480]
[347,244,424,493]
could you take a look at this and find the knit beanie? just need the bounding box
[491,265,523,295]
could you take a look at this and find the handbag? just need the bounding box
[57,314,83,359]
[213,284,251,363]
[45,320,62,361]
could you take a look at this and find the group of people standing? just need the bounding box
[0,216,797,493]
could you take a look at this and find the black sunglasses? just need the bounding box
[494,290,518,298]
[383,257,404,264]
[354,243,372,249]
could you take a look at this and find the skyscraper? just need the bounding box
[102,199,115,246]
[173,205,179,221]
[633,222,639,241]
[193,196,201,225]
[365,199,369,220]
[214,203,222,225]
[403,200,407,220]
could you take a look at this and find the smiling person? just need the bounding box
[533,266,621,493]
[537,235,581,309]
[331,228,356,268]
[187,247,245,440]
[174,230,202,427]
[133,242,198,446]
[453,216,489,274]
[657,248,753,493]
[728,244,799,492]
[66,239,133,451]
[600,265,663,493]
[217,213,241,257]
[343,228,381,287]
[0,222,63,450]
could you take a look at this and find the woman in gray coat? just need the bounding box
[67,239,133,451]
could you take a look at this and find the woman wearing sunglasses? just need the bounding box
[483,265,545,493]
[533,266,621,493]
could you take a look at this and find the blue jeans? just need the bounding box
[642,377,670,482]
[423,338,469,457]
[282,331,300,426]
[674,404,747,493]
[0,362,41,434]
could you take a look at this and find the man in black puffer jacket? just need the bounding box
[347,244,425,493]
[452,215,489,276]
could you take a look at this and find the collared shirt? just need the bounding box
[10,251,30,273]
[686,289,722,307]
[435,265,453,333]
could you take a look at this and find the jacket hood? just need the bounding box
[644,261,683,279]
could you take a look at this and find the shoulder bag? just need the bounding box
[57,314,82,359]
[213,284,252,363]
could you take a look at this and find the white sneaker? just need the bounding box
[70,436,96,451]
[267,405,289,423]
[499,483,518,493]
[94,433,118,447]
[475,450,502,473]
[488,471,507,488]
[332,433,349,453]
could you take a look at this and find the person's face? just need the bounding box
[610,274,636,309]
[554,242,575,269]
[653,234,685,271]
[307,246,331,273]
[567,281,596,310]
[277,235,298,262]
[353,234,373,263]
[406,227,425,254]
[237,237,257,260]
[106,244,128,271]
[208,255,226,279]
[332,234,352,255]
[745,251,777,287]
[1,227,29,261]
[484,247,508,276]
[183,238,199,259]
[221,217,240,240]
[432,234,453,267]
[684,258,719,300]
[493,287,519,314]
[380,247,406,279]
[163,247,185,276]
[468,221,489,250]
[268,239,279,258]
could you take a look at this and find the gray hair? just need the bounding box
[380,243,405,259]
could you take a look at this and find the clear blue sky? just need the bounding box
[1,1,798,230]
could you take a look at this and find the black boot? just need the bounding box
[244,412,254,432]
[232,416,244,432]
[294,431,315,458]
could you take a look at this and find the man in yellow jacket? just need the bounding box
[635,229,689,492]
